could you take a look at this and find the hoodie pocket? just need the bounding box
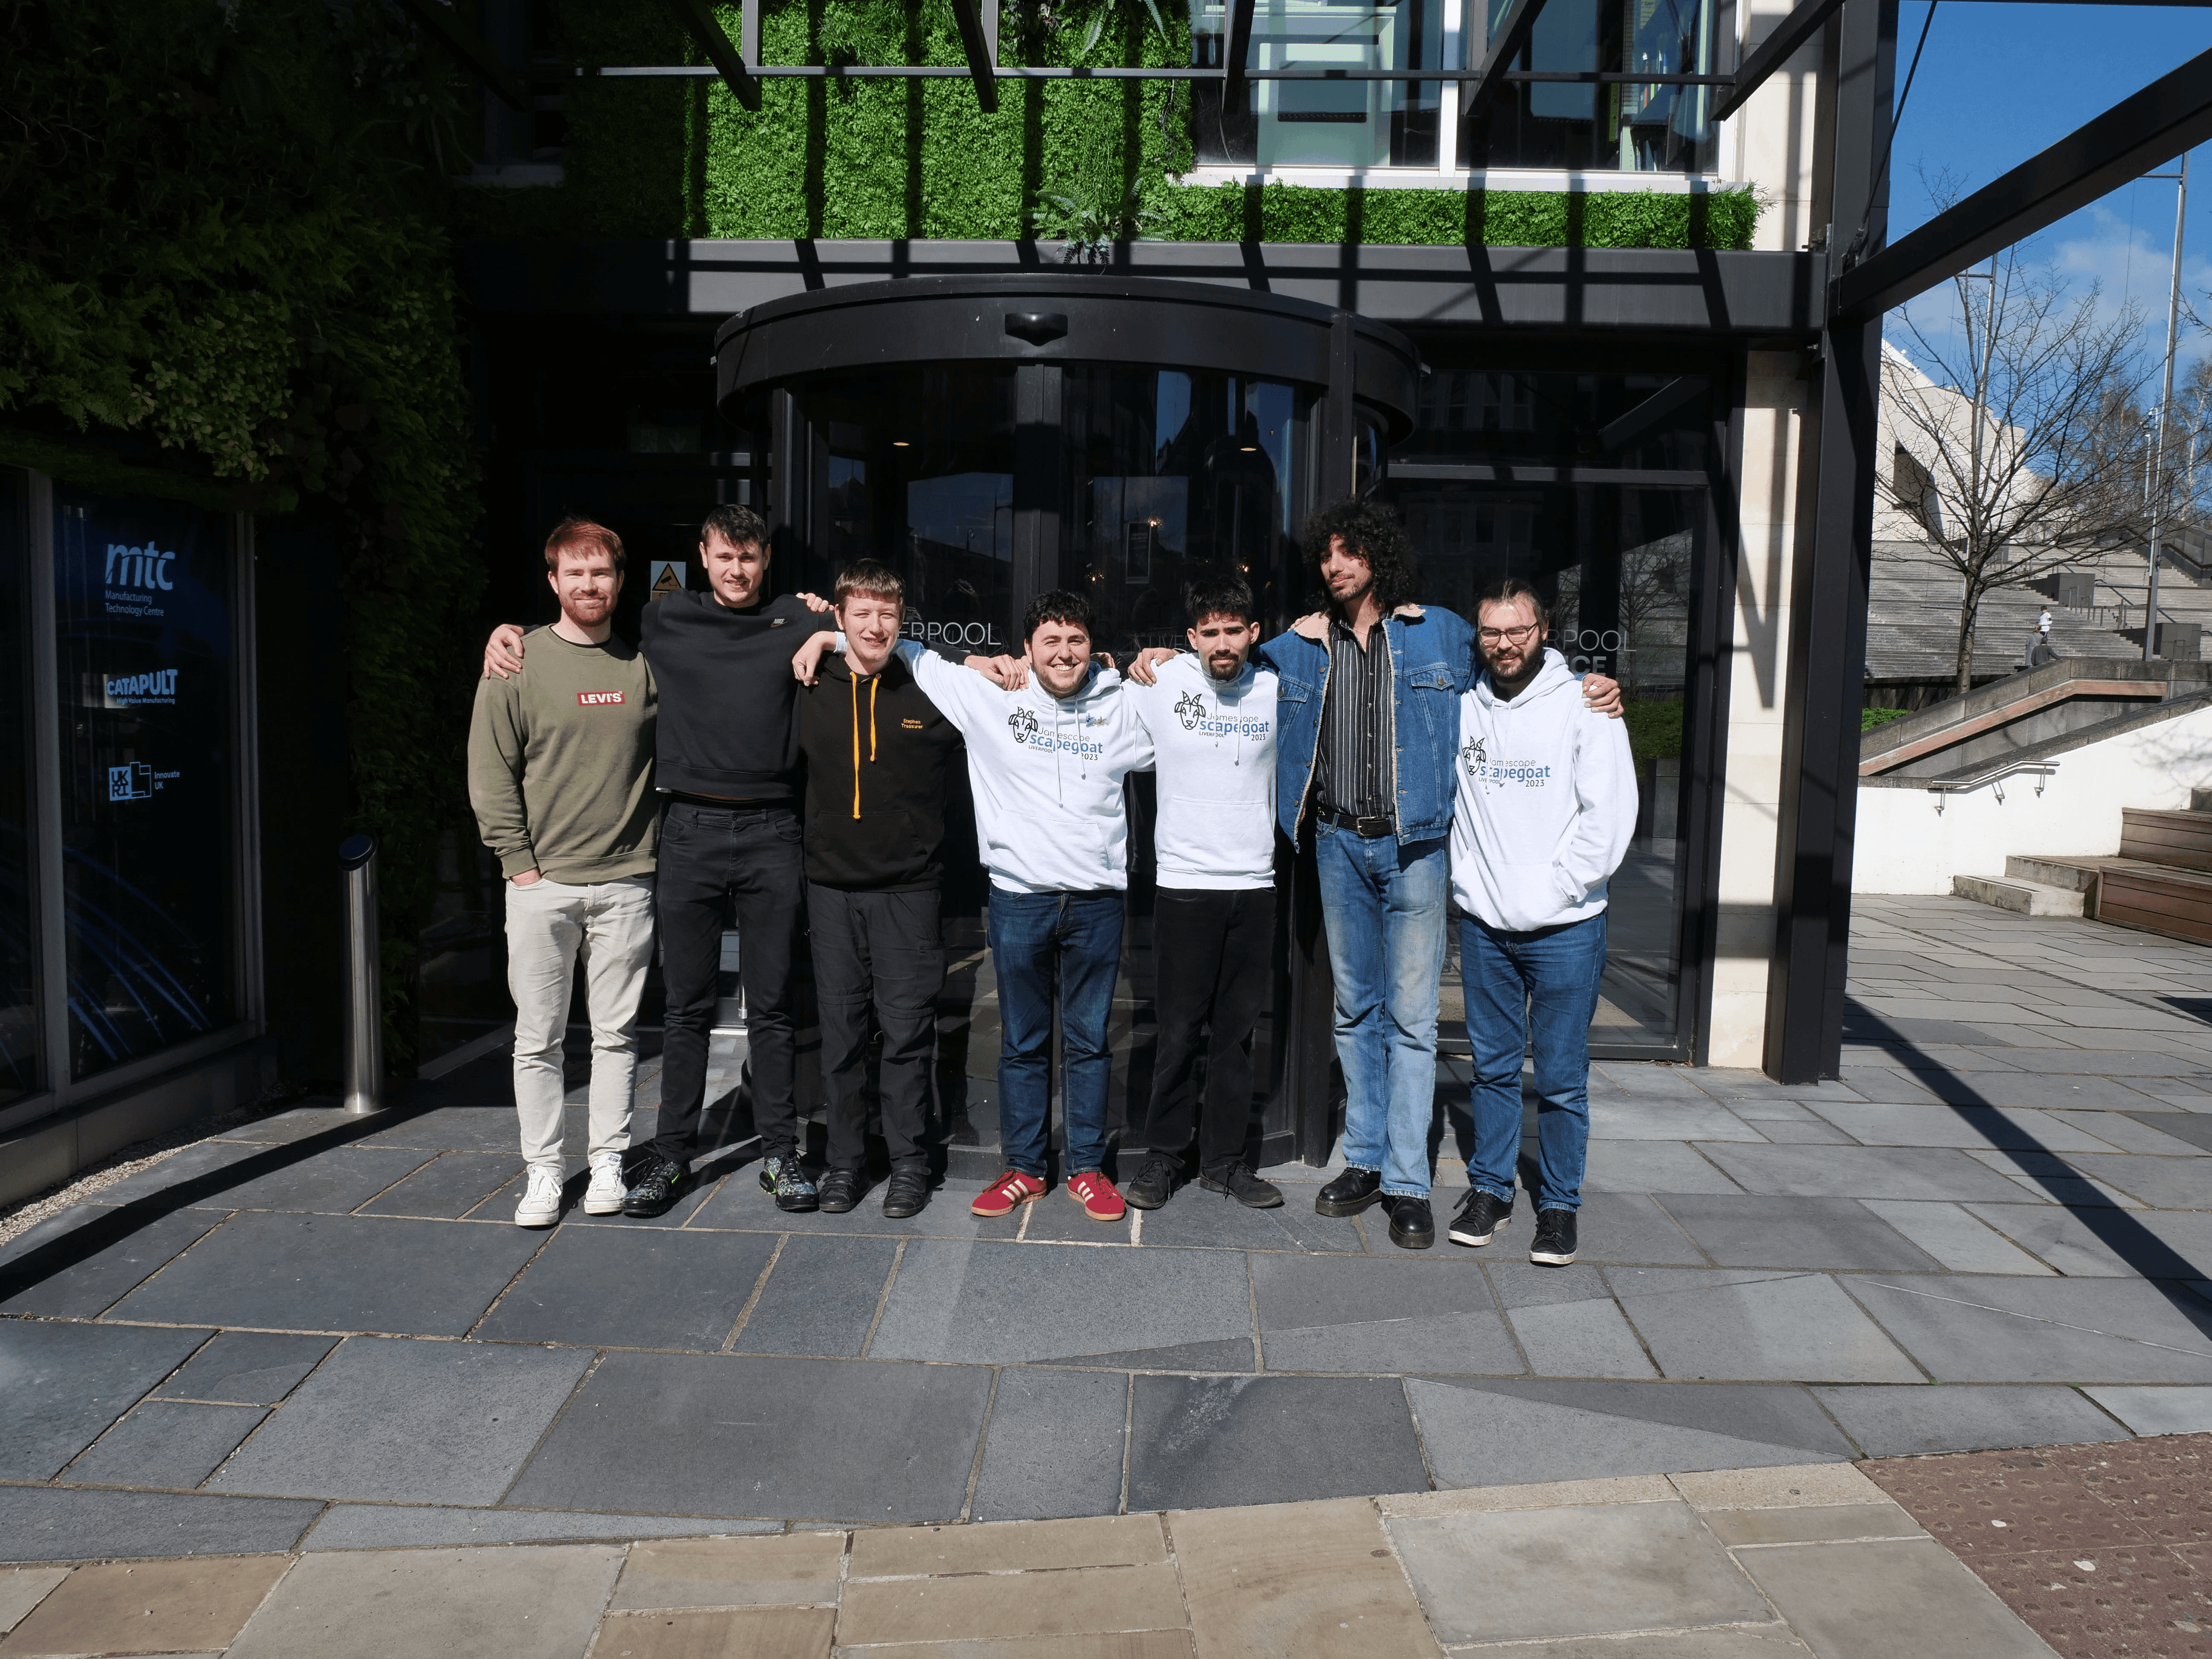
[1491,861,1577,931]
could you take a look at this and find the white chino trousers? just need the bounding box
[505,875,656,1170]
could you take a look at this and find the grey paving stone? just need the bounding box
[558,1165,725,1230]
[208,1336,592,1504]
[690,1165,1002,1238]
[76,1139,266,1207]
[0,1320,213,1480]
[1604,1268,1923,1382]
[502,1350,992,1522]
[63,1399,267,1488]
[1971,1154,2144,1210]
[191,1147,437,1214]
[2055,1154,2212,1210]
[1650,1195,1941,1272]
[0,1486,322,1565]
[1910,1073,2173,1112]
[1593,1066,1725,1101]
[867,1240,1252,1365]
[224,1543,624,1659]
[107,1211,550,1338]
[968,1368,1129,1521]
[2042,1111,2212,1156]
[1582,1142,1745,1196]
[1250,1252,1522,1374]
[1740,1116,1859,1145]
[1969,1202,2212,1278]
[1405,1378,1853,1487]
[1022,1193,1139,1243]
[358,1104,533,1154]
[1842,1015,2013,1048]
[0,1569,66,1636]
[472,1225,774,1351]
[355,1153,527,1218]
[1505,1299,1659,1379]
[1733,1536,2055,1659]
[1589,1098,1767,1142]
[1126,1374,1427,1510]
[2128,1112,2212,1152]
[1855,1202,2055,1275]
[1694,1144,2032,1203]
[1838,1067,1946,1104]
[301,1506,774,1550]
[221,1103,370,1143]
[153,1332,340,1405]
[1804,1103,2125,1154]
[1839,1274,2212,1383]
[0,1207,225,1317]
[1389,1501,1772,1643]
[1810,1383,2131,1456]
[2081,1385,2212,1435]
[1056,1337,1257,1370]
[1134,1192,1363,1253]
[2029,1049,2212,1077]
[1556,1192,1710,1266]
[733,1233,896,1357]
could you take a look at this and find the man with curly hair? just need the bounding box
[1267,499,1619,1251]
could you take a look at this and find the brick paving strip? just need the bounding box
[0,1459,2069,1657]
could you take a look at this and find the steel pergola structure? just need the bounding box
[422,0,2212,1084]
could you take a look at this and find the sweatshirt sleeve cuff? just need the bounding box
[499,850,539,879]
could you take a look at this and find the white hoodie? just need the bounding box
[897,642,1153,894]
[1123,653,1277,890]
[1449,647,1638,932]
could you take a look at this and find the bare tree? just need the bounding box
[1880,240,2157,695]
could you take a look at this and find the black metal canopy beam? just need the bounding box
[1224,0,1257,105]
[1597,375,1702,452]
[391,0,530,111]
[1834,44,2212,325]
[1711,0,1846,122]
[1462,0,1552,128]
[665,0,762,112]
[566,64,1732,81]
[947,0,1001,111]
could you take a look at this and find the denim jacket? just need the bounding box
[1260,603,1479,847]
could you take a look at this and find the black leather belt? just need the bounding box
[1321,806,1395,839]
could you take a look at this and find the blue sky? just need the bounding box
[1884,3,2212,369]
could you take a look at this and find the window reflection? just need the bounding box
[1463,0,1717,173]
[1190,0,1444,169]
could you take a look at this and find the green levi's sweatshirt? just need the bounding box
[467,627,658,884]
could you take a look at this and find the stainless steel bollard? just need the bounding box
[340,833,383,1116]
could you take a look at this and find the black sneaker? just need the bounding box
[1199,1164,1283,1209]
[1530,1208,1579,1266]
[1387,1195,1435,1249]
[1315,1166,1384,1218]
[759,1152,819,1213]
[817,1169,862,1213]
[1124,1156,1180,1211]
[881,1165,931,1219]
[1448,1189,1513,1248]
[622,1157,691,1218]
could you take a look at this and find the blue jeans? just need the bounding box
[987,890,1125,1178]
[1461,910,1607,1213]
[1313,825,1449,1198]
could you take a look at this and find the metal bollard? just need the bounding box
[340,832,383,1116]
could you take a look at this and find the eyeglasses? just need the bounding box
[1477,623,1541,645]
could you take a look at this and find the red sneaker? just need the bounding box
[971,1169,1047,1218]
[1068,1170,1126,1223]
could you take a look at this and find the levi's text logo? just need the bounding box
[577,691,626,706]
[1460,736,1550,787]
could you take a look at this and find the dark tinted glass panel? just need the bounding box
[1390,478,1699,1050]
[1462,0,1717,172]
[1400,369,1710,469]
[54,491,236,1080]
[0,472,37,1104]
[1058,368,1313,660]
[1190,0,1444,168]
[789,366,1021,658]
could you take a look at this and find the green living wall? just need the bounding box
[460,0,1759,249]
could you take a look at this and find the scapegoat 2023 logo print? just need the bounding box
[1461,735,1552,788]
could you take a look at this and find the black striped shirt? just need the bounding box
[1315,616,1395,823]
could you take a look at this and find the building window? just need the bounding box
[1191,0,1445,169]
[52,491,238,1081]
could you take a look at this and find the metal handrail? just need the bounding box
[1925,759,2058,813]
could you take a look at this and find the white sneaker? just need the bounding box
[582,1154,628,1215]
[514,1165,564,1228]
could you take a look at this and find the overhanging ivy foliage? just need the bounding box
[2,0,484,1071]
[457,0,1759,250]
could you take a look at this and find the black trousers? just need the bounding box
[1134,886,1276,1173]
[649,800,804,1164]
[809,884,943,1172]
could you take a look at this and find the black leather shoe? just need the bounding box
[817,1169,862,1213]
[1530,1207,1579,1266]
[1199,1164,1283,1209]
[1448,1188,1513,1247]
[1387,1195,1435,1249]
[1124,1156,1179,1211]
[1315,1166,1384,1217]
[881,1165,930,1219]
[622,1157,690,1218]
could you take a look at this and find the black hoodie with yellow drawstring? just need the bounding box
[795,650,964,891]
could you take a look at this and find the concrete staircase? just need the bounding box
[1952,789,2212,944]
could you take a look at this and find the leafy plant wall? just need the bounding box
[460,0,1760,250]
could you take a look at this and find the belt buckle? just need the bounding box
[1355,815,1392,839]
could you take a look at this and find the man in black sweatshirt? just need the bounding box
[795,560,963,1218]
[484,504,835,1218]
